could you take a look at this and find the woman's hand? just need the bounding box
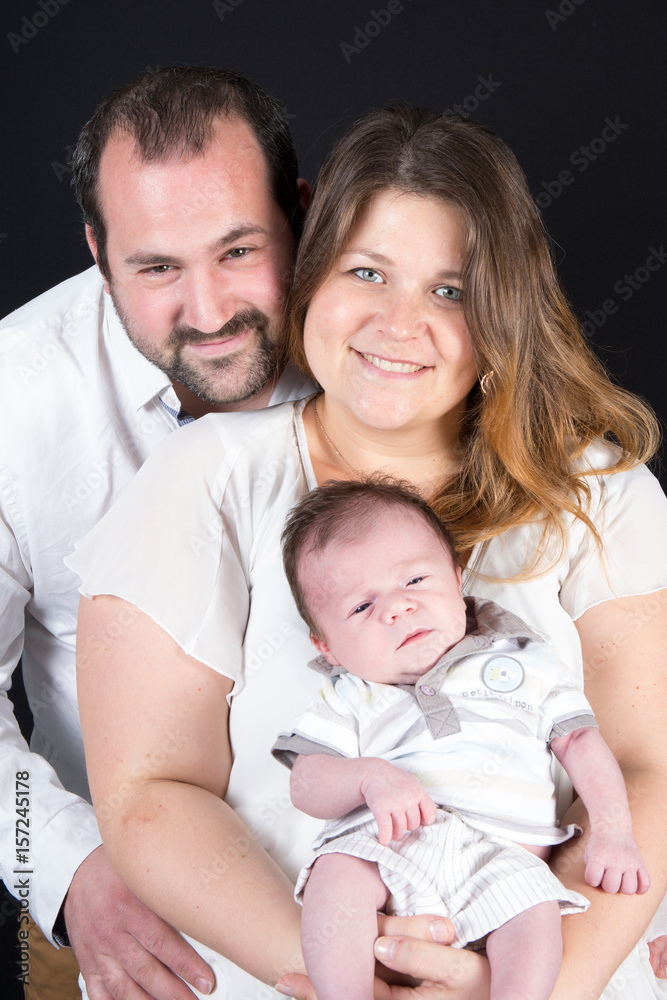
[648,934,667,979]
[276,914,490,1000]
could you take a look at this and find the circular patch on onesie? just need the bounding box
[481,655,524,692]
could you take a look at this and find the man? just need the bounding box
[0,66,311,1000]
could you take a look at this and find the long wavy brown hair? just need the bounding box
[284,104,660,571]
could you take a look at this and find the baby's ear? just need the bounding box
[310,634,341,667]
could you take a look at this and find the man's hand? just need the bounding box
[64,845,215,999]
[360,761,437,845]
[276,914,491,1000]
[583,829,650,895]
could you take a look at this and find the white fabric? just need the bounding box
[273,601,596,846]
[294,808,589,948]
[0,266,312,942]
[67,399,667,998]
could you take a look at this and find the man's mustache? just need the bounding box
[167,308,268,348]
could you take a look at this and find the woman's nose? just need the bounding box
[378,290,425,341]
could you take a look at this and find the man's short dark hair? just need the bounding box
[282,475,458,637]
[72,65,302,277]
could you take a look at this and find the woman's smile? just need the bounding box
[303,187,478,438]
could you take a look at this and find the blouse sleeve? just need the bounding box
[559,455,667,621]
[67,416,249,682]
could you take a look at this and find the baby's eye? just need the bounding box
[434,285,462,301]
[407,576,424,586]
[352,267,384,283]
[353,602,371,614]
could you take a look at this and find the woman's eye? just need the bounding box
[352,267,384,283]
[407,576,424,586]
[435,285,462,301]
[353,602,371,614]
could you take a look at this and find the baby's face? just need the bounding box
[303,508,467,684]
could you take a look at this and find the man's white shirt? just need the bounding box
[0,266,312,941]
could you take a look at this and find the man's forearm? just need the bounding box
[0,689,103,941]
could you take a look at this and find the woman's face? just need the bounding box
[303,188,478,435]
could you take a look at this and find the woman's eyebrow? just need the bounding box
[340,248,461,281]
[340,248,392,266]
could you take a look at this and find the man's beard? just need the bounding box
[111,293,281,406]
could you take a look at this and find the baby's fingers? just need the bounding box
[584,860,605,889]
[619,862,651,895]
[376,810,394,846]
[404,800,423,833]
[419,795,437,827]
[636,864,651,894]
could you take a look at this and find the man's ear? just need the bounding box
[310,633,340,667]
[85,225,111,294]
[297,178,312,217]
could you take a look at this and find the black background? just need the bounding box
[1,0,665,992]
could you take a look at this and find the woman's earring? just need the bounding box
[479,370,495,395]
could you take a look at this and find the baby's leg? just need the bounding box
[485,901,562,1000]
[301,853,389,1000]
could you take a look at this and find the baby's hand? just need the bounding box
[583,829,650,894]
[360,760,437,846]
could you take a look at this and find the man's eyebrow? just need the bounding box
[123,225,270,267]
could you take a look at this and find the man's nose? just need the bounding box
[181,272,236,334]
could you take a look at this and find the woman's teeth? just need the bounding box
[361,353,425,373]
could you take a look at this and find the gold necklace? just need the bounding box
[312,395,363,478]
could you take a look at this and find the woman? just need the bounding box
[70,106,667,999]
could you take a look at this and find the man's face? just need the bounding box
[90,115,297,411]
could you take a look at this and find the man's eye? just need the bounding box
[144,264,173,274]
[435,285,462,301]
[353,602,371,614]
[352,268,383,283]
[226,247,251,259]
[407,576,424,586]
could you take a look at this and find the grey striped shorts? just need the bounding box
[295,807,589,948]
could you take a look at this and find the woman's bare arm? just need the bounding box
[547,590,667,998]
[77,593,306,987]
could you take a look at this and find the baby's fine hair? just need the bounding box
[282,474,458,636]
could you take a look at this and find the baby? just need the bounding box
[272,478,650,1000]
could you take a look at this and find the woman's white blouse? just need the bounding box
[67,398,667,999]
